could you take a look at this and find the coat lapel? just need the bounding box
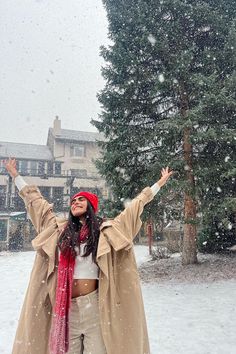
[96,226,111,278]
[99,219,133,252]
[32,218,67,280]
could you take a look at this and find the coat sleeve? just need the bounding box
[110,187,154,247]
[19,185,57,234]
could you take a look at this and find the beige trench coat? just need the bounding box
[12,185,154,354]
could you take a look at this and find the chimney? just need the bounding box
[53,116,61,136]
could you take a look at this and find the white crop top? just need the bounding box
[73,243,99,280]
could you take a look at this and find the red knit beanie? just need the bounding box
[70,191,99,213]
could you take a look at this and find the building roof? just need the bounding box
[0,141,53,161]
[49,128,104,143]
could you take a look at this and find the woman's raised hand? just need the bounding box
[157,167,173,188]
[3,158,19,178]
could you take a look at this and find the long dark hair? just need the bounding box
[58,201,102,262]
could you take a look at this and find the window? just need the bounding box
[40,187,51,200]
[30,161,37,175]
[38,161,45,175]
[0,219,7,241]
[19,160,28,174]
[52,187,63,198]
[47,162,53,175]
[14,194,25,210]
[0,186,6,195]
[52,187,63,201]
[71,169,87,177]
[55,162,61,175]
[0,160,5,173]
[0,186,6,208]
[70,145,85,157]
[52,187,64,210]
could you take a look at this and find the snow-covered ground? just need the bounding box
[0,246,236,354]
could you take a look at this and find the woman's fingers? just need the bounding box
[3,158,18,178]
[157,167,173,187]
[161,166,172,178]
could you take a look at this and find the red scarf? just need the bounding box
[49,224,89,354]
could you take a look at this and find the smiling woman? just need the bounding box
[71,196,88,217]
[4,158,173,354]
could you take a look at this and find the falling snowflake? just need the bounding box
[147,34,156,45]
[158,74,165,83]
[184,165,190,171]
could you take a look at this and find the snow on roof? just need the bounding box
[0,211,26,217]
[50,128,104,143]
[0,141,53,160]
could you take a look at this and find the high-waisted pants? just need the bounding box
[68,289,107,354]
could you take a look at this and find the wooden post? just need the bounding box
[147,220,153,255]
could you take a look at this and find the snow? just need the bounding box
[225,156,230,162]
[143,281,236,354]
[0,247,236,354]
[158,74,165,83]
[147,34,157,46]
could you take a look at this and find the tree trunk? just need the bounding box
[180,86,198,265]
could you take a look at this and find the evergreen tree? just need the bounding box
[93,0,236,264]
[197,70,236,252]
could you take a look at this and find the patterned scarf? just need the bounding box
[49,223,90,354]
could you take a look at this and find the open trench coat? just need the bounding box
[12,184,155,354]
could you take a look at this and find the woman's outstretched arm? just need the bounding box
[108,167,173,246]
[4,158,57,233]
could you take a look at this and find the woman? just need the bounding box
[4,158,172,354]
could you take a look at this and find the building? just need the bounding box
[0,211,27,251]
[0,117,109,249]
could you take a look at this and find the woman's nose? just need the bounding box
[75,198,83,205]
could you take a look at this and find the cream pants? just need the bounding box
[68,289,107,354]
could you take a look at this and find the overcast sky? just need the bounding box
[0,0,109,145]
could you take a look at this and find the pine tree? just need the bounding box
[197,69,236,252]
[93,0,236,264]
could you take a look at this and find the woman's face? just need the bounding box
[70,196,88,217]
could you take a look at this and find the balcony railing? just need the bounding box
[0,168,101,180]
[0,194,70,212]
